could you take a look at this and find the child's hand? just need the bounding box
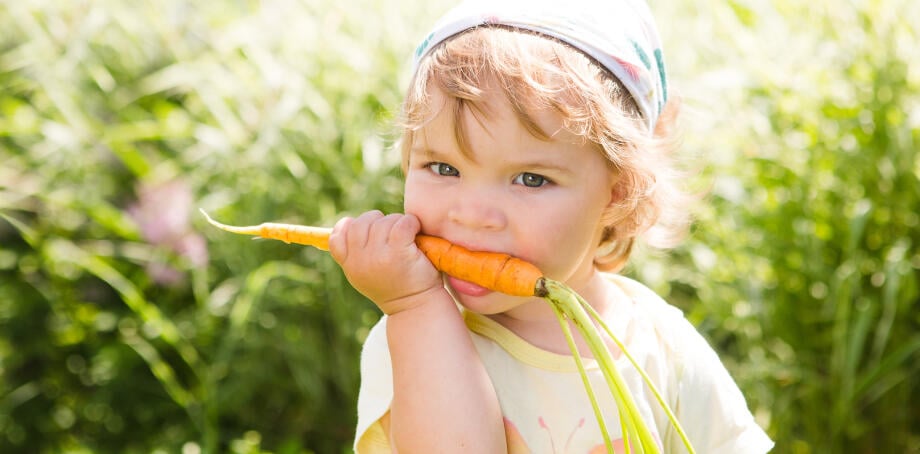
[328,211,443,314]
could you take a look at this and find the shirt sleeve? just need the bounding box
[353,316,394,454]
[666,317,774,454]
[610,274,773,454]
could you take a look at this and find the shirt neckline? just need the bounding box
[462,310,602,372]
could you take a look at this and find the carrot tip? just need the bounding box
[199,208,262,236]
[199,208,216,224]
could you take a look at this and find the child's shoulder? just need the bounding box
[605,273,684,320]
[604,273,703,356]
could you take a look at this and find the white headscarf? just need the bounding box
[412,0,668,134]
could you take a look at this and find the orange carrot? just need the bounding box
[201,210,544,297]
[414,236,543,297]
[200,209,332,250]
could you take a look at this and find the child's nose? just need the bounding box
[447,189,507,231]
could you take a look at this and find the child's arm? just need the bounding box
[386,290,506,452]
[329,211,506,453]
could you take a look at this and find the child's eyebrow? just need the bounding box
[409,146,460,163]
[513,160,576,176]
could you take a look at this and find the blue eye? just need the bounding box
[428,162,459,177]
[514,172,548,188]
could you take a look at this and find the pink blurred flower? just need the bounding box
[128,179,208,285]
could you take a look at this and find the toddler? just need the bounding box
[328,0,774,452]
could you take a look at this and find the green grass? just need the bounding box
[0,0,917,452]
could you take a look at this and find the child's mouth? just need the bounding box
[448,276,493,297]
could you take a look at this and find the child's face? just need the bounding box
[403,84,617,314]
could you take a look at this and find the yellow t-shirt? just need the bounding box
[354,274,773,453]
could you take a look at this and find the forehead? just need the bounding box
[414,80,575,153]
[409,86,612,184]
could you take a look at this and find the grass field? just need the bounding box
[0,0,917,452]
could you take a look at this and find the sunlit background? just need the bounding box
[1,0,917,452]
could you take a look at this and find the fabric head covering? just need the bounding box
[412,0,668,134]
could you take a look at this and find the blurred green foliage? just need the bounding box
[0,0,917,453]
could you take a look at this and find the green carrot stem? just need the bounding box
[547,286,635,454]
[576,294,697,454]
[550,302,615,453]
[543,279,659,453]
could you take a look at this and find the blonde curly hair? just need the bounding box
[399,26,691,272]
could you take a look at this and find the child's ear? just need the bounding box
[607,179,627,207]
[599,181,625,235]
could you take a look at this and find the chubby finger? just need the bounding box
[344,210,385,249]
[366,213,408,248]
[328,216,354,263]
[389,213,421,246]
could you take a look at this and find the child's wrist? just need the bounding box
[380,284,452,316]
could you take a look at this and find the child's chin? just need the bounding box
[455,298,498,315]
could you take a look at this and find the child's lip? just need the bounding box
[447,276,493,297]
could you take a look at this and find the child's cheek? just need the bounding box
[403,182,442,232]
[520,224,594,277]
[514,231,564,271]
